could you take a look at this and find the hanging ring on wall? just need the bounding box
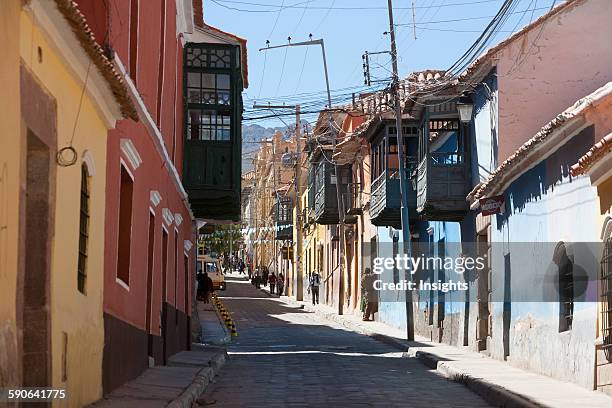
[57,146,78,167]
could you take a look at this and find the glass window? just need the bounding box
[188,72,231,106]
[77,164,89,294]
[187,109,231,141]
[186,47,231,69]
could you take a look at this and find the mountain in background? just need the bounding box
[241,121,310,173]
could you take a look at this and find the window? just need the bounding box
[77,164,90,294]
[555,243,574,332]
[162,228,168,301]
[129,0,139,81]
[174,229,179,323]
[187,109,231,141]
[184,45,234,143]
[601,238,612,351]
[184,255,189,315]
[185,47,231,69]
[187,72,231,105]
[117,165,134,285]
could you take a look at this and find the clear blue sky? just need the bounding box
[204,0,556,128]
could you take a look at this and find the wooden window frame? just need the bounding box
[116,161,134,289]
[77,163,90,294]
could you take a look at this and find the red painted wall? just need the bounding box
[76,0,194,337]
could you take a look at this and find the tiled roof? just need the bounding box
[469,81,612,201]
[203,23,249,88]
[193,0,249,88]
[54,0,138,120]
[348,70,447,116]
[570,133,612,176]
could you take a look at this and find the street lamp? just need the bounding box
[456,93,474,123]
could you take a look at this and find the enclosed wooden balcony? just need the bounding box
[342,183,362,224]
[370,166,418,229]
[182,43,244,221]
[416,115,471,221]
[274,196,293,241]
[368,121,419,229]
[312,160,349,225]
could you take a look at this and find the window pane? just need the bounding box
[218,91,230,105]
[188,72,200,88]
[188,89,200,103]
[204,92,216,104]
[217,74,230,90]
[202,73,215,89]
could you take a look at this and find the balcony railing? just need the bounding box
[370,162,418,228]
[342,183,363,223]
[416,151,470,220]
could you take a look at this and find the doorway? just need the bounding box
[146,212,155,358]
[476,227,491,352]
[23,130,52,386]
[161,228,169,364]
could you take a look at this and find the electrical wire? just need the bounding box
[212,0,506,12]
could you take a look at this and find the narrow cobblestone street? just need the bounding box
[198,275,491,408]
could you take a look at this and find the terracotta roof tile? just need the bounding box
[54,0,138,121]
[570,133,612,176]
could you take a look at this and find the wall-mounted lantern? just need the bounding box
[456,93,474,124]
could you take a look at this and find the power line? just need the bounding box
[395,5,551,26]
[211,0,505,13]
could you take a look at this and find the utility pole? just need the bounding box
[252,104,304,300]
[294,105,304,301]
[387,0,414,341]
[260,38,345,315]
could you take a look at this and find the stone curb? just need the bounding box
[210,303,232,345]
[278,296,547,408]
[167,351,227,408]
[407,350,547,408]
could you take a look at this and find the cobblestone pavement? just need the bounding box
[199,275,491,408]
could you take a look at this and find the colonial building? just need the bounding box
[571,124,612,396]
[264,0,612,396]
[73,0,247,395]
[249,131,296,276]
[0,0,134,405]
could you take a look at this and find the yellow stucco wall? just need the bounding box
[19,9,111,406]
[0,0,23,387]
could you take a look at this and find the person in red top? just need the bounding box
[268,272,277,295]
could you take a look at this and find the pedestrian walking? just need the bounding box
[239,259,245,275]
[361,268,378,321]
[196,271,206,301]
[277,272,284,296]
[310,271,321,305]
[268,272,277,295]
[203,272,214,303]
[254,269,261,289]
[262,267,269,286]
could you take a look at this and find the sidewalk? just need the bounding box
[90,301,229,408]
[279,296,612,408]
[199,301,231,345]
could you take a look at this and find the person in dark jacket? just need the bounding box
[277,272,284,296]
[197,272,206,301]
[254,269,261,289]
[361,268,378,321]
[268,272,277,295]
[205,272,214,303]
